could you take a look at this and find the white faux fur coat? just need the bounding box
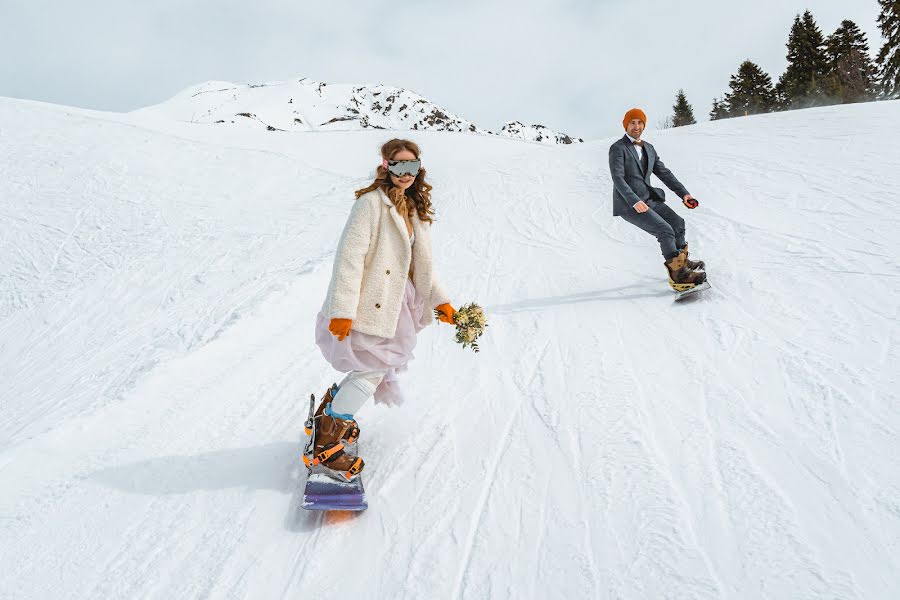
[321,188,451,339]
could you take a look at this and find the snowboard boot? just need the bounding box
[678,243,705,271]
[665,253,707,292]
[302,384,364,482]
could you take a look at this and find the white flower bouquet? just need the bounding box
[437,302,488,352]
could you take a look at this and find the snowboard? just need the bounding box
[673,280,710,301]
[301,387,367,511]
[301,472,368,511]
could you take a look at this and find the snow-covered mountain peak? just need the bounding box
[137,78,581,144]
[500,120,584,144]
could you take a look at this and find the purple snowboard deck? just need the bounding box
[301,473,368,511]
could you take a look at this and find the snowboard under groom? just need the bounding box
[609,108,707,290]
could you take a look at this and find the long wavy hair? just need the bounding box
[354,139,435,224]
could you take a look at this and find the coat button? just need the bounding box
[386,269,391,275]
[375,303,381,309]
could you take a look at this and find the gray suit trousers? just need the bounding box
[618,199,686,259]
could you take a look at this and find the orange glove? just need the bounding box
[434,303,456,324]
[328,318,352,341]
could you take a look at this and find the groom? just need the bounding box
[608,108,706,289]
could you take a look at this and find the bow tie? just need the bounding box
[632,140,644,147]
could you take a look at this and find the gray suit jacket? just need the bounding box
[608,135,690,216]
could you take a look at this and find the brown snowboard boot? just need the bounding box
[665,253,707,291]
[678,243,705,271]
[303,385,364,482]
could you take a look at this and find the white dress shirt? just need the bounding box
[626,133,643,160]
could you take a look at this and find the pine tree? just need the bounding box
[825,20,877,103]
[709,97,729,121]
[672,90,697,127]
[876,0,900,98]
[724,61,777,116]
[777,11,831,108]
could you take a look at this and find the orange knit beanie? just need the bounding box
[623,108,647,130]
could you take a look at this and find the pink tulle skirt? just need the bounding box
[315,279,426,406]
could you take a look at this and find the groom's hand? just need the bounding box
[634,201,649,213]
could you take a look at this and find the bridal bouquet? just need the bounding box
[438,302,488,353]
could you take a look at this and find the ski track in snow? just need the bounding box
[1,97,899,599]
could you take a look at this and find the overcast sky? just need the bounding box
[0,0,882,139]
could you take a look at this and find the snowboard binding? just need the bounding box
[668,278,702,292]
[665,252,706,291]
[302,384,364,483]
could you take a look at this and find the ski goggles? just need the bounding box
[384,159,421,178]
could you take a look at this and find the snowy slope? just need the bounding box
[1,96,898,600]
[136,78,582,144]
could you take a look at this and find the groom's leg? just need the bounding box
[649,202,687,250]
[619,208,679,259]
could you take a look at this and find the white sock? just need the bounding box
[330,372,382,417]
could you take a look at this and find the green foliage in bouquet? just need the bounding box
[436,302,488,352]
